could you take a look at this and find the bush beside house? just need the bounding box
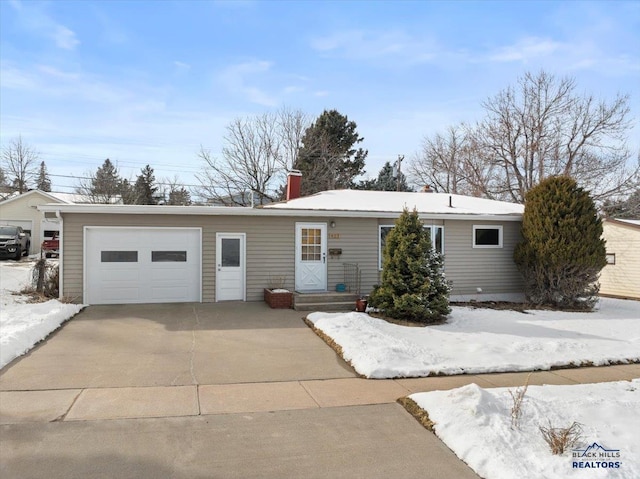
[369,208,450,323]
[514,176,606,310]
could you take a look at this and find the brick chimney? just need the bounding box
[286,170,302,200]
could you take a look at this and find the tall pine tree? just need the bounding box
[133,165,158,205]
[294,110,367,195]
[36,161,52,192]
[82,158,123,204]
[514,176,606,309]
[369,208,450,323]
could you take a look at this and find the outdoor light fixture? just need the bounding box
[330,221,336,228]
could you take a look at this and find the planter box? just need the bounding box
[264,288,293,309]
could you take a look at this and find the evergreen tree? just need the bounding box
[294,109,367,195]
[120,179,136,205]
[357,161,412,191]
[36,161,52,192]
[80,158,123,204]
[602,188,640,219]
[167,186,191,205]
[368,208,450,323]
[514,176,606,309]
[133,165,158,205]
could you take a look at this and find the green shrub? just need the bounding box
[369,208,450,322]
[514,176,606,309]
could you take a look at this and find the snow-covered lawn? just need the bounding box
[307,299,640,378]
[411,380,640,479]
[0,260,84,369]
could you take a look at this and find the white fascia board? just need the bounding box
[37,204,522,221]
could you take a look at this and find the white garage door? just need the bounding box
[85,227,201,305]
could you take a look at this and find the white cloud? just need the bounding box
[8,0,80,50]
[217,60,277,106]
[53,25,79,50]
[488,37,562,63]
[174,61,191,71]
[310,29,437,65]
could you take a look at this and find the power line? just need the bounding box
[47,173,201,188]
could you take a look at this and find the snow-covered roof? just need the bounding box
[617,219,640,226]
[0,189,71,206]
[48,192,123,204]
[263,190,524,217]
[38,190,524,220]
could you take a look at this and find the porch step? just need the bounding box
[293,292,359,312]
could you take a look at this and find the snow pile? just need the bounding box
[306,299,640,378]
[411,380,640,479]
[1,261,84,369]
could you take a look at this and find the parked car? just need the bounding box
[41,232,60,258]
[0,225,31,260]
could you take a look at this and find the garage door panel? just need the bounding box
[151,286,190,301]
[86,228,201,305]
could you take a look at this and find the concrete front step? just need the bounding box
[293,292,359,312]
[294,292,358,303]
[294,302,357,312]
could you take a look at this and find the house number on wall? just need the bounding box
[329,233,340,239]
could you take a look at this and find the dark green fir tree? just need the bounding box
[369,208,450,322]
[514,176,606,309]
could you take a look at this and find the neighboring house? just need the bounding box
[600,218,640,300]
[0,190,72,256]
[38,172,525,305]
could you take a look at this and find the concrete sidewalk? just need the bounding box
[2,364,638,424]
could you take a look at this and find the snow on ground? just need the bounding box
[411,380,640,479]
[0,260,84,369]
[307,299,640,378]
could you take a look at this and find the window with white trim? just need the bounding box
[472,225,503,248]
[379,224,444,270]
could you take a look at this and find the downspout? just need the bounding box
[55,210,63,300]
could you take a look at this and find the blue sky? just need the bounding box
[1,0,639,194]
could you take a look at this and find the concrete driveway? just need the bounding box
[0,302,481,479]
[0,302,354,390]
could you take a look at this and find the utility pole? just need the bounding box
[394,155,404,191]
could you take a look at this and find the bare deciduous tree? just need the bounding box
[1,135,39,193]
[196,108,310,206]
[411,71,638,203]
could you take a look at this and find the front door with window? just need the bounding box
[216,233,246,301]
[295,223,327,291]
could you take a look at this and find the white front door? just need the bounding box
[216,233,246,301]
[295,223,327,291]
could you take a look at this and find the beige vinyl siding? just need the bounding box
[62,214,379,302]
[442,220,523,295]
[326,217,379,294]
[62,214,299,302]
[600,222,640,299]
[60,212,524,303]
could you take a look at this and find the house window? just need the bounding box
[379,224,444,270]
[473,225,503,248]
[606,253,616,265]
[152,251,187,262]
[101,251,138,262]
[43,230,59,239]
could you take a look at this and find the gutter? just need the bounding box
[55,209,63,300]
[37,204,523,222]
